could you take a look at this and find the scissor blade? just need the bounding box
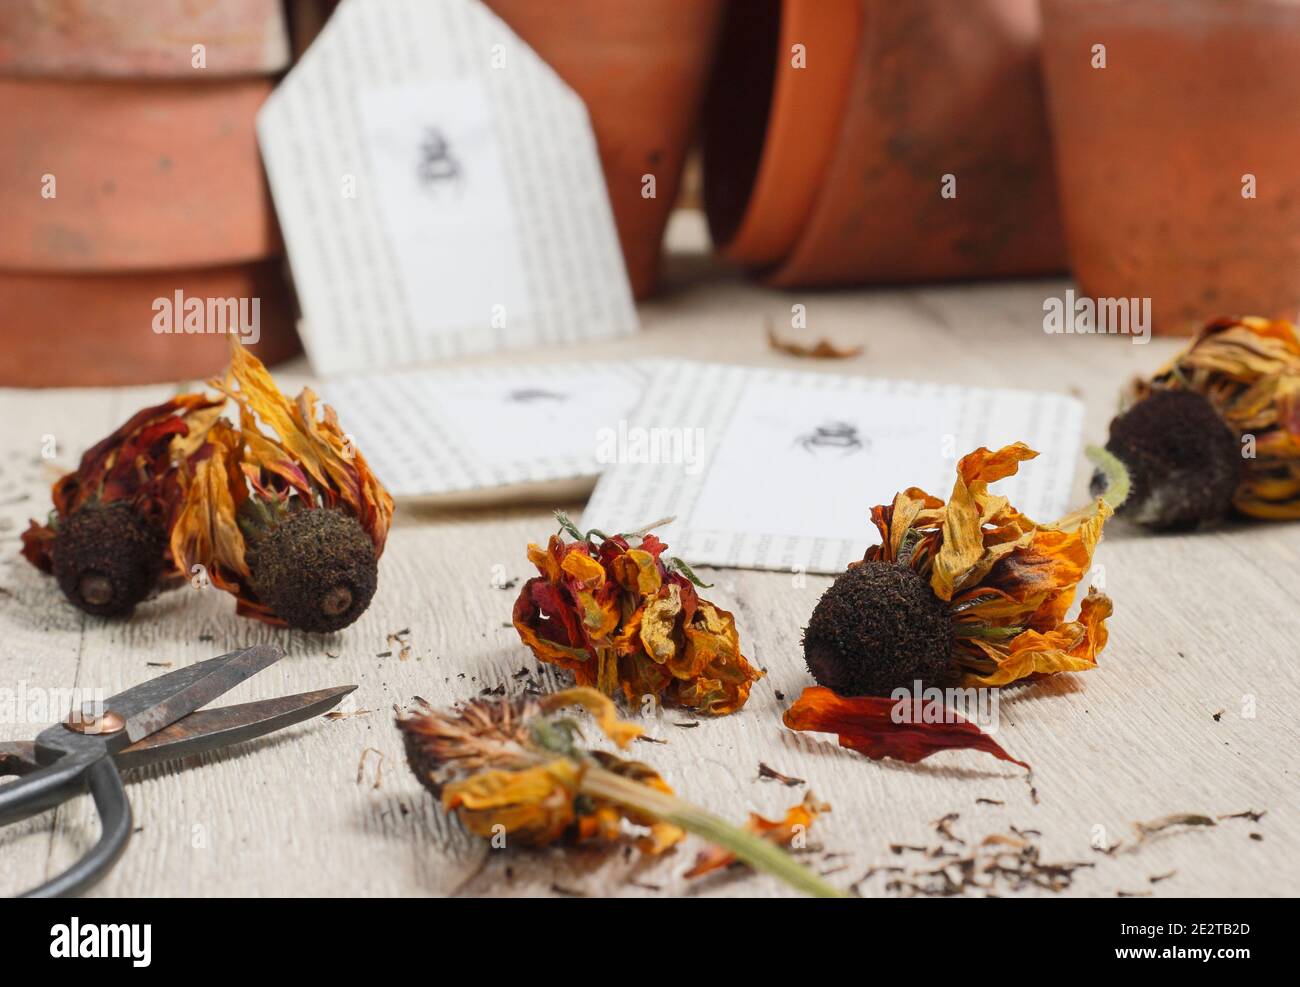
[104,645,285,744]
[113,685,356,772]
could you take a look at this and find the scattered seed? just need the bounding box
[356,747,384,789]
[869,827,1093,897]
[933,812,964,845]
[758,762,805,787]
[325,709,373,720]
[1218,809,1266,823]
[1133,813,1216,841]
[386,629,413,661]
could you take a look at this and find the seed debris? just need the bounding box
[758,762,805,787]
[356,747,385,789]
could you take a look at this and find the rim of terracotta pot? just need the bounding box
[0,0,290,78]
[704,0,861,268]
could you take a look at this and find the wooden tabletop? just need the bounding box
[2,216,1296,897]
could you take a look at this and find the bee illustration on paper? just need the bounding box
[795,420,867,455]
[417,126,463,195]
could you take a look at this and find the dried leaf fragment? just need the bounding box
[685,792,830,879]
[783,686,1030,770]
[767,323,863,360]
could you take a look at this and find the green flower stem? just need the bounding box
[1085,444,1132,510]
[579,764,849,899]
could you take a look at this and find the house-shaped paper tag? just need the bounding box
[257,0,638,376]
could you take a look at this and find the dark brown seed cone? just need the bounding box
[802,560,955,697]
[1094,389,1242,530]
[51,502,164,617]
[250,508,378,632]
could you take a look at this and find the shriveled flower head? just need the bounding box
[21,394,222,615]
[398,686,847,897]
[513,514,763,715]
[398,687,683,853]
[1100,316,1300,527]
[804,443,1113,695]
[171,343,394,629]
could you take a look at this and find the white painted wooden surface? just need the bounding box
[1,215,1296,897]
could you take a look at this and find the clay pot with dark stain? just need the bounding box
[705,0,1067,286]
[1042,0,1300,335]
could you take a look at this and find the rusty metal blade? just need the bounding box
[102,645,285,744]
[113,686,356,772]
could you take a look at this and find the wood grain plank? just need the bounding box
[1,221,1294,896]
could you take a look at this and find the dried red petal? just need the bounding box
[783,686,1030,770]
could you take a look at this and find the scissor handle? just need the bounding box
[0,749,133,898]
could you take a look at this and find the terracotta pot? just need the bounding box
[1042,0,1300,335]
[0,262,300,387]
[483,0,725,298]
[705,0,1067,286]
[287,0,343,61]
[704,0,861,268]
[0,0,290,77]
[0,78,281,272]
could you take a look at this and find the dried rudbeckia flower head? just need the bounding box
[1096,316,1300,528]
[397,687,845,897]
[512,513,763,715]
[399,687,679,852]
[804,443,1115,695]
[171,343,394,631]
[21,394,222,616]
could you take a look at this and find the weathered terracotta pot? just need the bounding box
[0,262,299,387]
[287,0,343,60]
[0,78,280,272]
[1042,0,1300,335]
[483,0,725,298]
[705,0,1067,286]
[0,0,290,77]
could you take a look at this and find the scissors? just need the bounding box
[0,644,354,898]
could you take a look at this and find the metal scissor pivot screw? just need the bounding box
[64,708,126,736]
